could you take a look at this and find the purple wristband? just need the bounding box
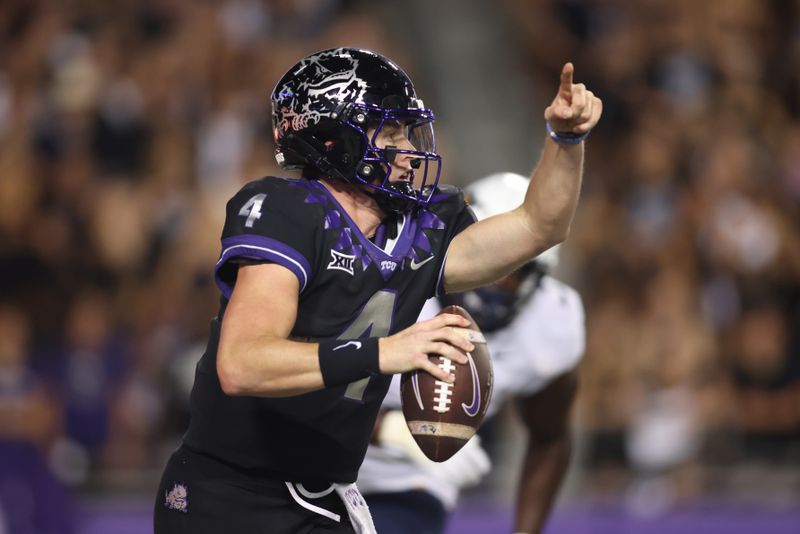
[546,121,590,145]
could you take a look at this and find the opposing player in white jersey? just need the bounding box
[358,173,586,534]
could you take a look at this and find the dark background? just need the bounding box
[0,1,798,532]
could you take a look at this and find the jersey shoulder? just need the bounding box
[420,184,476,240]
[216,177,324,298]
[519,276,585,338]
[487,275,585,400]
[536,276,585,318]
[223,176,325,239]
[514,274,586,358]
[227,176,320,217]
[426,184,471,216]
[418,185,476,297]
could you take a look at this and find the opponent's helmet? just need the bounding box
[443,172,561,332]
[466,172,561,271]
[271,48,441,213]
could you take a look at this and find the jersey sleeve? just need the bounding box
[488,277,586,413]
[425,185,477,297]
[215,177,319,299]
[533,278,586,371]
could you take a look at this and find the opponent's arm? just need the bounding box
[217,263,473,397]
[443,63,602,293]
[513,370,578,534]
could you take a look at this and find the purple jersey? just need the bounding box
[183,176,475,483]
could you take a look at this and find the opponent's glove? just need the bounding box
[377,410,491,489]
[424,433,491,488]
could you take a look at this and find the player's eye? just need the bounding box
[382,120,403,135]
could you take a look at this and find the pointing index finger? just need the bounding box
[559,62,574,97]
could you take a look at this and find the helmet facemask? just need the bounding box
[343,98,441,213]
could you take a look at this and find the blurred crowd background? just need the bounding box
[1,0,798,533]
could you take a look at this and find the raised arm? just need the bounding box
[443,63,602,293]
[216,263,475,397]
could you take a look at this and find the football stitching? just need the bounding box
[432,356,455,413]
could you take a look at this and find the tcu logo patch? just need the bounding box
[380,260,397,272]
[327,250,356,275]
[164,483,188,513]
[344,487,365,508]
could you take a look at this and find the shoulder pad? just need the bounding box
[538,276,585,318]
[427,184,465,205]
[227,176,320,215]
[231,175,302,199]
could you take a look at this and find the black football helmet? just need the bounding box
[271,47,441,213]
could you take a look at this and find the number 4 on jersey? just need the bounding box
[341,290,396,401]
[239,193,266,228]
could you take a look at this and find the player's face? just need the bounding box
[367,120,419,184]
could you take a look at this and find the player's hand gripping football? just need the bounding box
[544,62,602,135]
[378,313,473,383]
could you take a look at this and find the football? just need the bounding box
[400,305,493,462]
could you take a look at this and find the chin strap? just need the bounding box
[369,181,418,214]
[287,132,420,214]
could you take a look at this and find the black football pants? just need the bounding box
[154,445,355,534]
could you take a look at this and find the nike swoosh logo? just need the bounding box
[333,341,362,351]
[461,353,481,417]
[411,372,424,410]
[409,256,435,270]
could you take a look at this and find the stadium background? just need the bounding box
[0,0,798,532]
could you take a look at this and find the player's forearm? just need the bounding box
[442,138,584,294]
[217,336,325,397]
[514,435,572,534]
[518,59,598,255]
[521,137,584,247]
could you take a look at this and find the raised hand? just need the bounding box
[544,63,602,135]
[378,313,474,382]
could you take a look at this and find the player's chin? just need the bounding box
[394,174,419,192]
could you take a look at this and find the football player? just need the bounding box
[359,173,585,534]
[154,48,601,534]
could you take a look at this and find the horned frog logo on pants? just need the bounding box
[165,483,188,513]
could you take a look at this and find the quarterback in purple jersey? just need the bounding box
[359,174,585,534]
[154,47,602,534]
